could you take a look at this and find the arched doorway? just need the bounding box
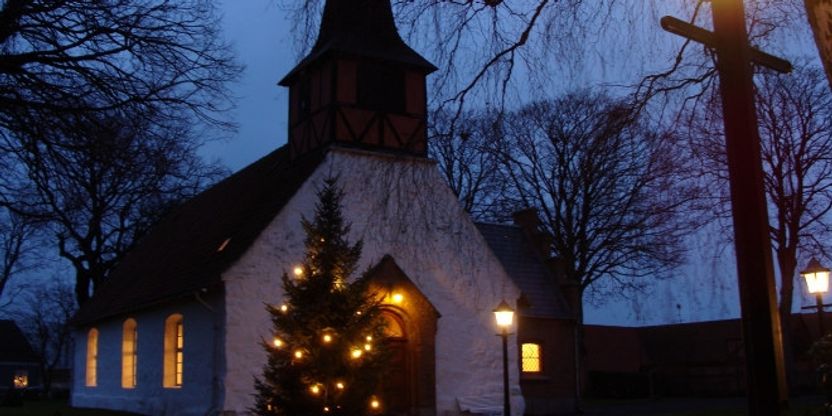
[366,255,440,416]
[382,311,411,415]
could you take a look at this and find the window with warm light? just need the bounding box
[521,343,542,373]
[13,370,28,389]
[122,318,138,388]
[86,328,98,387]
[163,314,184,388]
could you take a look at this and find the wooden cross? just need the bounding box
[662,1,792,415]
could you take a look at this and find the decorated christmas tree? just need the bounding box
[253,178,388,416]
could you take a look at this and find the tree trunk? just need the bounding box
[574,289,585,413]
[777,251,797,392]
[75,269,89,305]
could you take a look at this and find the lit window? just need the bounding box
[163,314,184,388]
[86,328,99,387]
[122,318,138,388]
[521,343,542,373]
[13,370,28,389]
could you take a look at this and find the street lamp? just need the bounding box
[801,257,831,336]
[494,300,514,416]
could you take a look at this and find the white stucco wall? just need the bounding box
[222,148,523,415]
[71,294,224,416]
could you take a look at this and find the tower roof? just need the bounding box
[279,0,436,86]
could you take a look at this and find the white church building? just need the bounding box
[70,1,577,414]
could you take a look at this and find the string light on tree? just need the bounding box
[370,397,381,411]
[253,178,389,416]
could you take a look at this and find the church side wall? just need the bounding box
[70,293,224,416]
[221,149,524,416]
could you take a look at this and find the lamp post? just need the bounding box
[494,300,515,416]
[801,258,831,336]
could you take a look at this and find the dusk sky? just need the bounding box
[165,1,823,326]
[201,1,747,326]
[205,0,294,171]
[0,1,820,327]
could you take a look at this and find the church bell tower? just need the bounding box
[279,0,437,158]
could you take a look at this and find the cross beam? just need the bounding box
[662,1,791,415]
[661,16,792,73]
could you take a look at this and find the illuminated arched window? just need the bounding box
[86,328,99,387]
[122,318,138,388]
[163,314,184,388]
[521,342,542,373]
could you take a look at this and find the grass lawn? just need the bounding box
[0,400,142,416]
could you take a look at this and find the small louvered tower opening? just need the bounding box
[279,0,437,159]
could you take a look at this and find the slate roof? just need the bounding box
[0,320,38,363]
[72,145,325,325]
[279,0,436,86]
[475,223,573,320]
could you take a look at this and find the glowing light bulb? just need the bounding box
[336,381,345,390]
[392,293,403,303]
[293,266,303,277]
[280,304,288,313]
[294,350,304,359]
[310,384,320,395]
[365,335,373,342]
[324,406,330,413]
[273,338,283,348]
[370,398,380,409]
[323,334,333,343]
[351,349,363,359]
[364,343,372,351]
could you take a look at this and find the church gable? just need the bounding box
[220,148,524,415]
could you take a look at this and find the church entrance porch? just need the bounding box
[368,256,439,416]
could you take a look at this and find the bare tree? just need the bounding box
[285,1,807,124]
[634,0,807,114]
[1,113,227,304]
[688,65,832,383]
[14,282,77,396]
[0,0,241,142]
[0,209,38,307]
[429,110,507,221]
[495,92,696,322]
[0,0,241,305]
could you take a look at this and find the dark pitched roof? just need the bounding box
[279,0,436,86]
[0,320,38,363]
[73,145,325,325]
[475,223,572,319]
